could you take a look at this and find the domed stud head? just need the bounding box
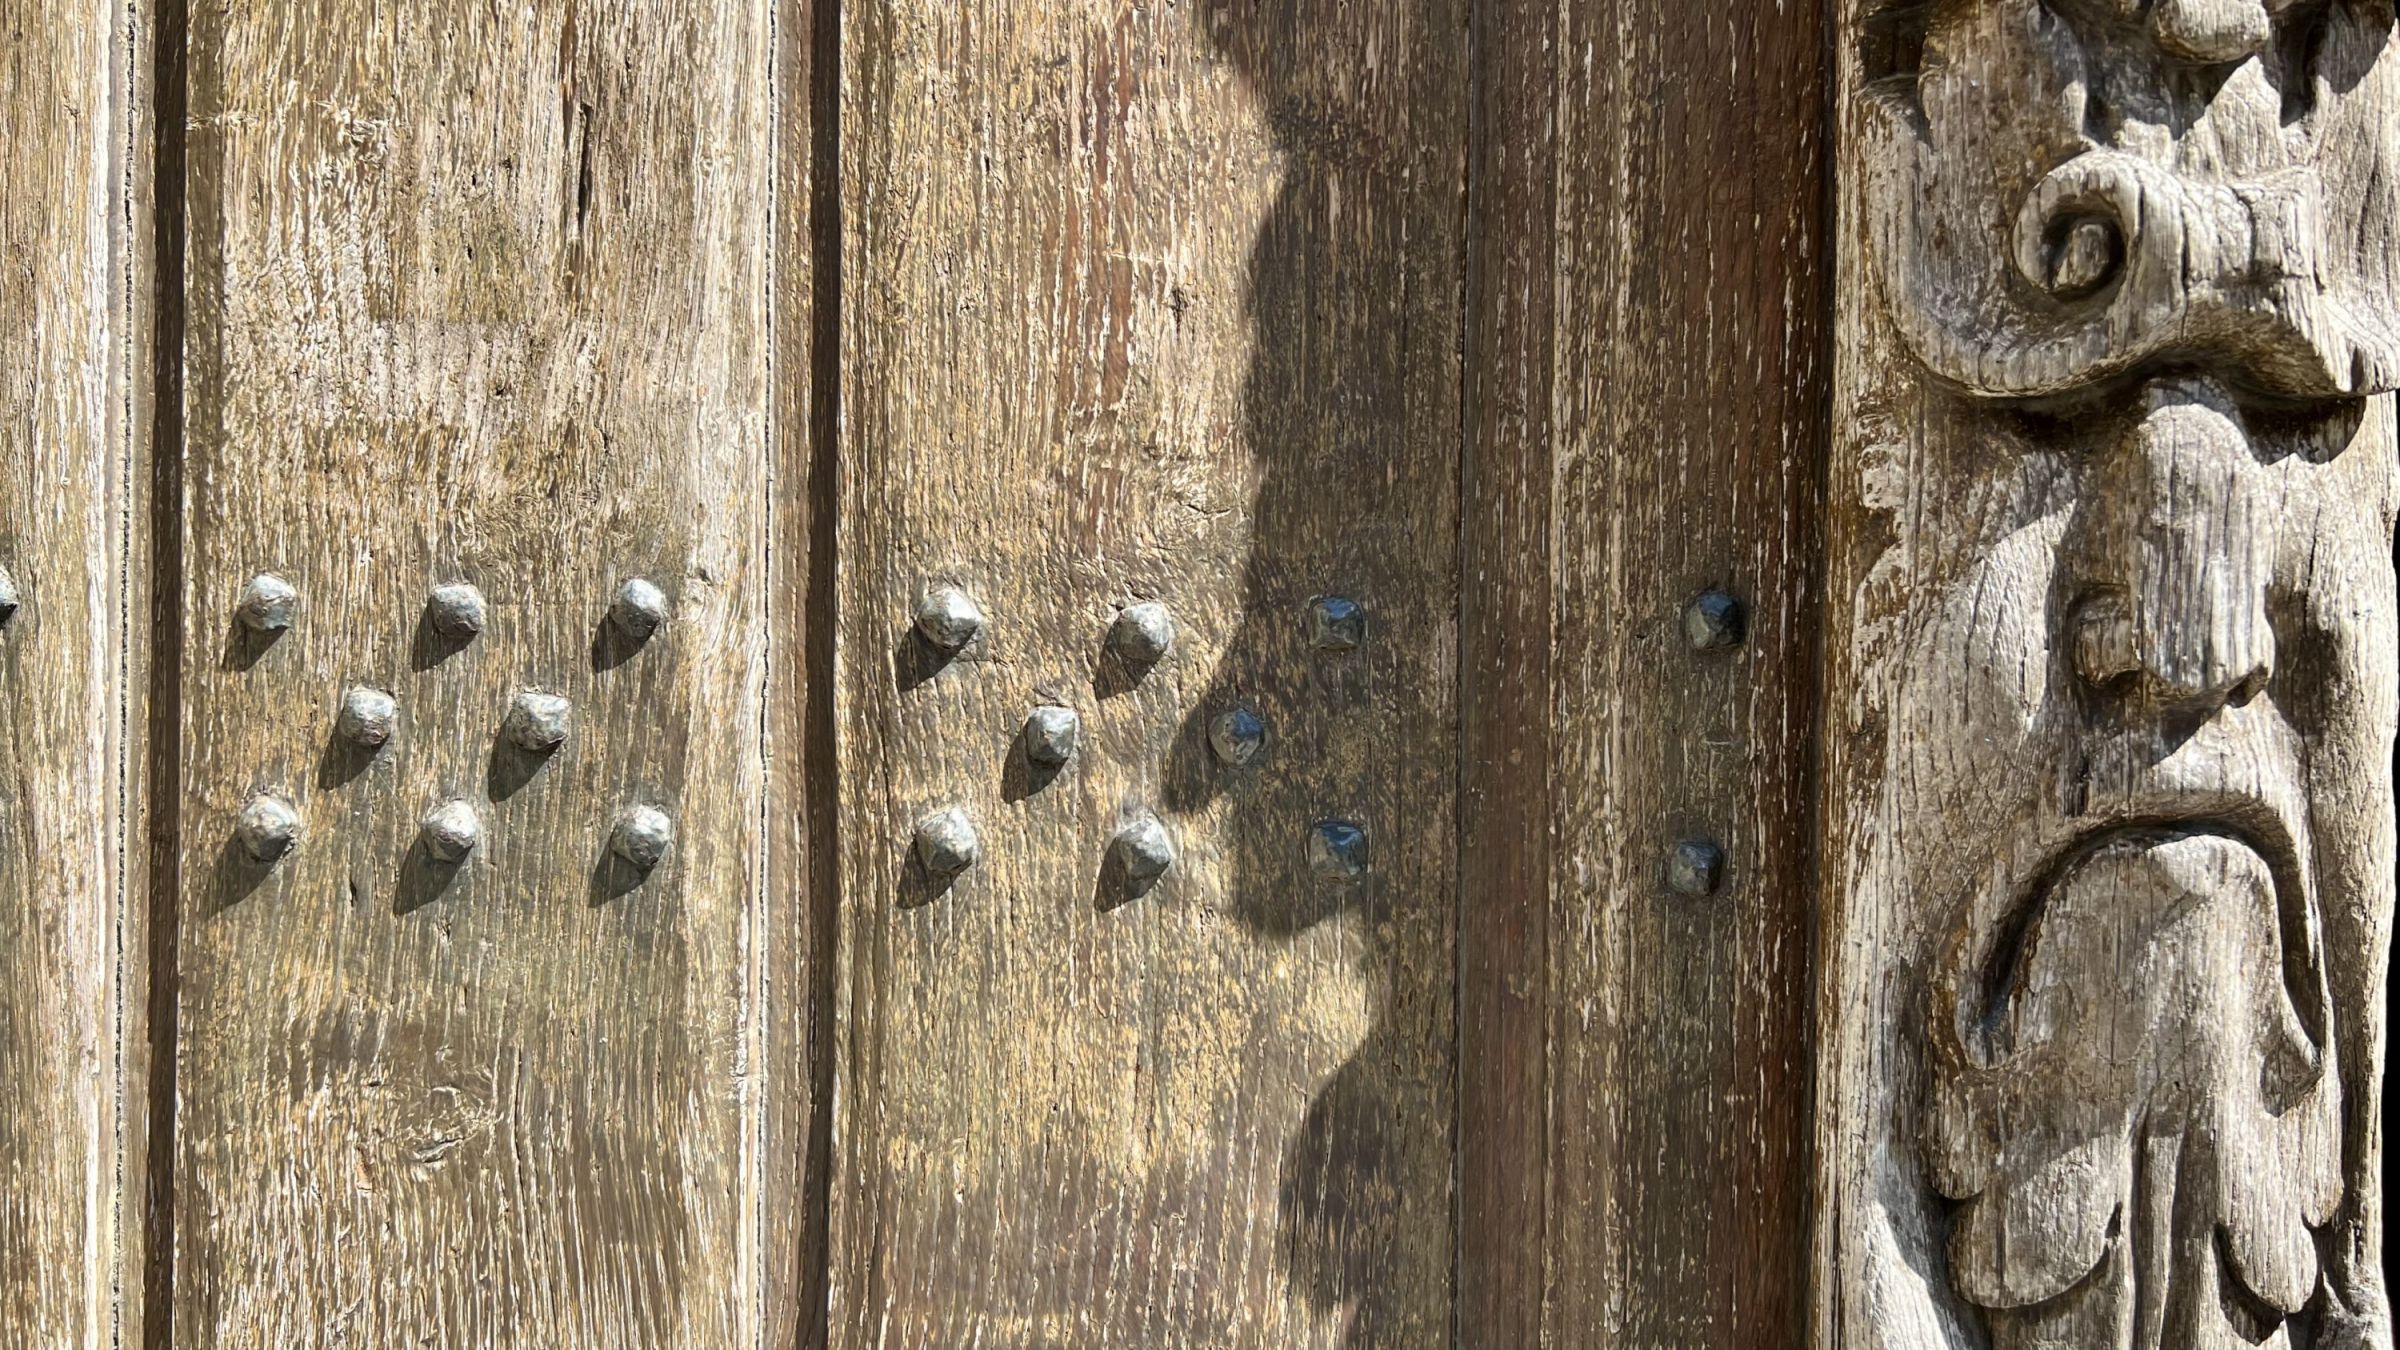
[420,800,482,864]
[1108,601,1176,668]
[611,804,674,871]
[336,686,398,749]
[0,565,20,628]
[914,585,984,653]
[611,577,669,641]
[236,573,299,633]
[502,690,572,754]
[1111,814,1176,885]
[1681,590,1744,651]
[1308,596,1366,652]
[1308,820,1370,880]
[1208,707,1268,765]
[427,582,488,641]
[1022,705,1081,767]
[1667,839,1724,897]
[913,806,980,877]
[234,793,300,864]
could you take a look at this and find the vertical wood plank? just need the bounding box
[1456,0,1557,1342]
[0,2,152,1344]
[829,1,1466,1343]
[1528,3,1831,1343]
[171,0,789,1341]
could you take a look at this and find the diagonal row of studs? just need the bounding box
[905,582,1374,892]
[224,572,674,876]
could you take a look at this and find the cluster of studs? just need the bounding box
[906,585,1373,891]
[228,573,677,878]
[1670,588,1743,898]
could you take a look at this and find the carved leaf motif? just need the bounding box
[1927,830,2341,1347]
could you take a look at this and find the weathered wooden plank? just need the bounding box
[0,2,153,1343]
[829,1,1465,1343]
[171,0,786,1340]
[1456,0,1557,1343]
[1537,3,1830,1344]
[1819,4,2400,1346]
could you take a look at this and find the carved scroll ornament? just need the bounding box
[1827,2,2400,1347]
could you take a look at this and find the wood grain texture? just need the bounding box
[1537,3,1830,1345]
[0,2,152,1344]
[1456,0,1556,1343]
[829,1,1464,1343]
[171,0,786,1341]
[1819,2,2400,1346]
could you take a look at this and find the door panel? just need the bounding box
[1459,3,1832,1345]
[170,0,784,1341]
[829,1,1465,1343]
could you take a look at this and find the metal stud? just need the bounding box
[234,793,300,863]
[914,585,984,652]
[336,686,398,748]
[1111,814,1176,883]
[1109,601,1176,666]
[1022,705,1080,767]
[612,804,674,870]
[427,582,488,641]
[1668,839,1724,897]
[1308,820,1370,879]
[421,799,482,864]
[1682,590,1744,651]
[503,690,572,753]
[1308,596,1366,652]
[914,805,980,876]
[236,573,298,633]
[0,564,19,627]
[611,577,669,640]
[1208,707,1268,765]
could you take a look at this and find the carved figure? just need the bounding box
[1828,2,2400,1346]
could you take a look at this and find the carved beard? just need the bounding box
[1927,831,2342,1350]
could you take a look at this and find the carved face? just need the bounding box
[1852,1,2400,1346]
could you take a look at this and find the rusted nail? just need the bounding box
[612,805,674,870]
[1109,601,1176,667]
[1112,814,1176,883]
[427,582,488,641]
[235,793,300,863]
[1308,596,1366,652]
[1308,820,1369,879]
[1682,591,1744,651]
[503,690,572,753]
[237,573,299,633]
[1208,707,1268,765]
[1023,705,1080,767]
[914,806,980,876]
[421,799,482,864]
[1668,839,1724,896]
[611,577,669,640]
[915,585,985,652]
[336,686,398,748]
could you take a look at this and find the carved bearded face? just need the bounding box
[1852,1,2400,1346]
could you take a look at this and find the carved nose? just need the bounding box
[2149,0,2275,64]
[2069,383,2275,711]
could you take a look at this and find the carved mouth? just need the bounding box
[1956,813,2328,1074]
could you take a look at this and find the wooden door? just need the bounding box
[4,0,2388,1347]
